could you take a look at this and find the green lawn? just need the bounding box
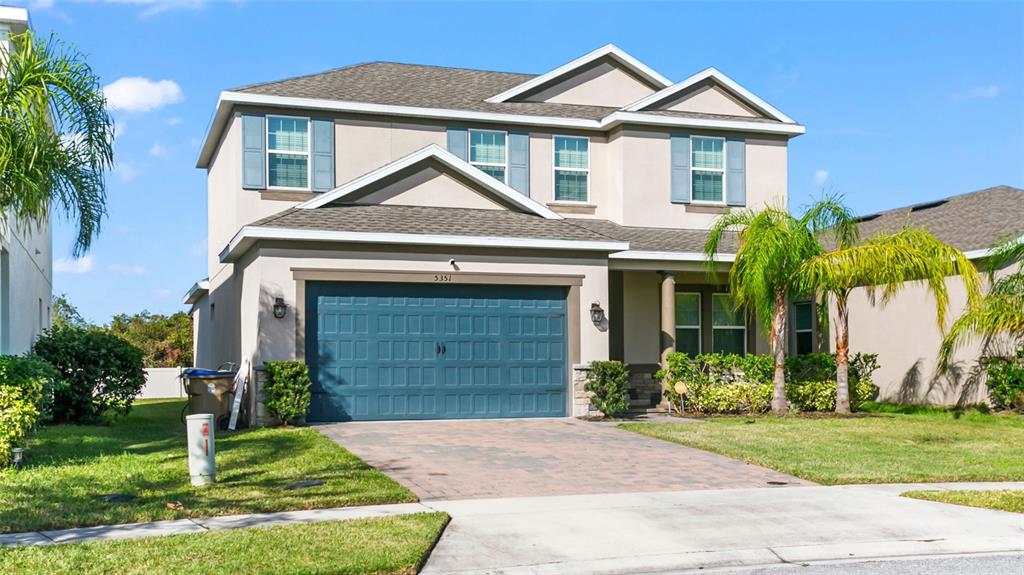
[903,490,1024,514]
[0,513,449,575]
[0,400,415,533]
[620,406,1024,484]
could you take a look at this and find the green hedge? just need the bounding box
[659,352,880,414]
[264,361,312,425]
[982,349,1024,412]
[584,360,630,417]
[0,355,56,466]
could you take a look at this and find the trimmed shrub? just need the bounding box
[0,355,56,465]
[982,349,1024,412]
[264,361,312,425]
[660,351,880,414]
[32,326,146,424]
[584,360,630,417]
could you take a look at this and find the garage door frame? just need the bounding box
[291,268,583,418]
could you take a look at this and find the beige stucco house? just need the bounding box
[834,185,1023,406]
[186,44,807,422]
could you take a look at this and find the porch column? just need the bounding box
[659,271,676,367]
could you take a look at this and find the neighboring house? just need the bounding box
[0,7,52,355]
[834,185,1024,405]
[185,44,806,422]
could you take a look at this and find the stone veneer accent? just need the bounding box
[572,363,603,417]
[251,365,276,427]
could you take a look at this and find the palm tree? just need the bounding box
[705,199,853,414]
[0,30,114,256]
[798,226,982,412]
[939,236,1024,365]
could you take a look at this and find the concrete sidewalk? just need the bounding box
[0,502,431,547]
[422,482,1024,574]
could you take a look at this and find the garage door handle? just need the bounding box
[441,342,447,355]
[436,342,442,356]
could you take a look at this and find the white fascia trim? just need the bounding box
[196,92,805,168]
[183,279,210,305]
[220,226,630,263]
[962,234,1024,260]
[485,44,672,103]
[609,250,736,263]
[0,7,29,25]
[621,67,797,124]
[297,144,563,220]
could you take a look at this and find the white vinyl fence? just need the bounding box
[140,367,185,399]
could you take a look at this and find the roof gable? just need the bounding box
[299,145,562,219]
[485,44,672,104]
[623,67,796,124]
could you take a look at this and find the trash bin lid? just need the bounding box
[183,368,236,377]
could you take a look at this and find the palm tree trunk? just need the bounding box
[770,291,788,414]
[834,294,851,414]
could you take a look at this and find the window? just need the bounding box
[691,136,725,203]
[267,116,310,189]
[469,129,507,182]
[674,293,701,356]
[553,136,589,202]
[795,301,814,355]
[711,293,746,355]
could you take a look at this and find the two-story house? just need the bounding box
[186,45,805,423]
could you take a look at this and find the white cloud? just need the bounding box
[166,117,182,126]
[953,85,1000,101]
[190,237,207,257]
[114,161,145,182]
[149,141,171,157]
[28,0,54,9]
[55,256,94,274]
[813,169,830,185]
[103,77,183,113]
[109,263,146,276]
[154,288,172,298]
[113,120,128,140]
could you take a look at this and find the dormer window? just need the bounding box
[691,136,725,203]
[553,136,589,203]
[267,115,310,189]
[469,129,507,183]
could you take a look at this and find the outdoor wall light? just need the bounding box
[590,302,605,325]
[272,297,287,319]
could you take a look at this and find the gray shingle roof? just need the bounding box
[855,185,1024,252]
[248,203,737,253]
[233,62,782,124]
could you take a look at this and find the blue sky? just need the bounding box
[19,0,1024,324]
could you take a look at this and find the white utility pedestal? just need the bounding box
[186,413,216,486]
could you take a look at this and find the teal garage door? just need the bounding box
[305,282,568,422]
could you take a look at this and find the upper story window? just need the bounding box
[553,135,589,203]
[794,301,814,354]
[691,136,725,203]
[469,129,507,183]
[711,293,746,355]
[675,292,701,357]
[267,115,310,189]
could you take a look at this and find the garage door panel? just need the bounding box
[306,282,568,422]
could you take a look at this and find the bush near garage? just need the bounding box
[264,361,313,425]
[658,352,879,414]
[32,326,146,424]
[0,355,57,465]
[981,348,1024,412]
[584,360,630,417]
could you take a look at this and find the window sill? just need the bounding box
[260,189,318,202]
[547,202,597,215]
[686,203,731,214]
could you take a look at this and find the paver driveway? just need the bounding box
[317,418,808,500]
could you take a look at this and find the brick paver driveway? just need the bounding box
[317,418,809,500]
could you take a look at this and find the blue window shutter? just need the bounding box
[726,137,746,206]
[447,127,468,160]
[507,132,530,196]
[311,118,335,192]
[241,114,265,190]
[670,134,690,204]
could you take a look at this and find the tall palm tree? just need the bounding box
[0,30,114,256]
[798,227,982,412]
[939,236,1024,365]
[705,199,853,414]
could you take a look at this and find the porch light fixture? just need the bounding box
[272,297,287,319]
[590,302,605,325]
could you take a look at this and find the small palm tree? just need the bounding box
[705,199,853,414]
[0,30,114,256]
[798,227,982,412]
[939,236,1024,365]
